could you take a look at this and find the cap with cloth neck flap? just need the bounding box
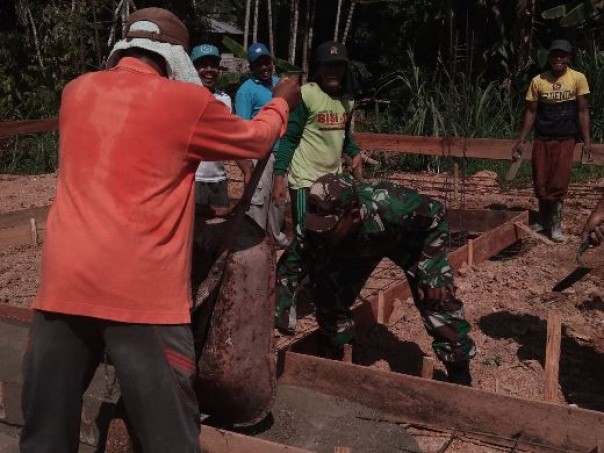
[125,7,190,52]
[316,41,348,63]
[548,39,573,54]
[247,43,272,63]
[304,173,358,234]
[191,44,221,63]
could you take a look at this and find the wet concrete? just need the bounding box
[256,385,421,453]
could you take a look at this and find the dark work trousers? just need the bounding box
[289,187,310,230]
[20,310,201,453]
[194,180,230,207]
[531,138,576,202]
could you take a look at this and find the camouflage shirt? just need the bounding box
[276,177,453,311]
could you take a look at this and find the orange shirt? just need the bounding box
[34,57,289,324]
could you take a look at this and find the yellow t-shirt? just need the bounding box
[526,68,589,138]
[526,68,590,103]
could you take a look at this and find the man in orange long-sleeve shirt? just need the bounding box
[20,8,300,453]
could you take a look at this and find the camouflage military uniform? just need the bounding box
[276,173,476,364]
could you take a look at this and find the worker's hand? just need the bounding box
[351,153,363,171]
[274,77,302,111]
[236,160,254,186]
[511,142,525,161]
[272,175,287,204]
[420,287,447,306]
[582,206,604,246]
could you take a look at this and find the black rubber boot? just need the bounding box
[444,361,472,386]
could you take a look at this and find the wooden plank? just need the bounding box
[278,352,604,452]
[201,426,312,453]
[0,306,33,324]
[353,132,604,165]
[544,311,562,403]
[0,222,47,249]
[446,209,519,234]
[470,211,528,265]
[0,119,58,138]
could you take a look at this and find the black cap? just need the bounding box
[549,39,573,54]
[315,41,348,63]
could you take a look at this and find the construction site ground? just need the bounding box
[1,167,604,452]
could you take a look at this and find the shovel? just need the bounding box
[552,241,591,292]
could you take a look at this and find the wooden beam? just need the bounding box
[544,311,562,403]
[278,352,604,452]
[0,119,58,138]
[353,132,604,165]
[200,426,312,453]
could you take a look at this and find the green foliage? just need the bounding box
[366,51,523,139]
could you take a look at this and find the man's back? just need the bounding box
[36,57,220,324]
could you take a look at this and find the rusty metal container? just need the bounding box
[193,216,276,427]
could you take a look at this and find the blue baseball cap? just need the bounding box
[190,44,221,63]
[247,43,271,63]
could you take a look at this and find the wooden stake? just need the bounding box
[421,356,435,380]
[544,310,562,403]
[467,239,474,267]
[334,448,351,453]
[343,344,353,364]
[376,290,385,324]
[453,162,459,205]
[30,218,38,246]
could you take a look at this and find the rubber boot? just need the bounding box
[444,361,472,386]
[531,199,548,232]
[550,201,566,243]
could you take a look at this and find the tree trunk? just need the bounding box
[301,0,311,84]
[342,1,355,44]
[308,0,316,53]
[253,0,259,44]
[244,0,251,51]
[334,0,343,41]
[267,0,274,53]
[288,0,299,64]
[512,0,536,76]
[27,4,44,69]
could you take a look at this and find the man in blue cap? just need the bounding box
[190,44,252,208]
[512,39,591,243]
[235,43,289,248]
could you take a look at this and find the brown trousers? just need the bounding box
[531,137,575,202]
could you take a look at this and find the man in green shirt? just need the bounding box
[275,173,476,386]
[272,41,362,228]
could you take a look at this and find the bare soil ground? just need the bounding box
[1,168,603,452]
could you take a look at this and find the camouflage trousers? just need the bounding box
[310,247,476,364]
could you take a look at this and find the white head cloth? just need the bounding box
[107,21,201,85]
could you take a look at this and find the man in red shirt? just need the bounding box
[20,8,300,453]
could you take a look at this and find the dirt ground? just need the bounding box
[1,167,604,451]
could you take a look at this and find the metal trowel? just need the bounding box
[552,241,591,292]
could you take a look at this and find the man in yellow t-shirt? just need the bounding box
[512,39,591,243]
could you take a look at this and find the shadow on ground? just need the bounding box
[479,310,604,412]
[353,324,435,378]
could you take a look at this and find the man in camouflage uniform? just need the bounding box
[275,173,476,385]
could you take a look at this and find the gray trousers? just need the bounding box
[21,310,201,453]
[246,153,289,248]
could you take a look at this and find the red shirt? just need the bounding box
[34,57,288,324]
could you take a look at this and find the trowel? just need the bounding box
[552,240,591,292]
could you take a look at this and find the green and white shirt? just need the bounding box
[274,82,359,189]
